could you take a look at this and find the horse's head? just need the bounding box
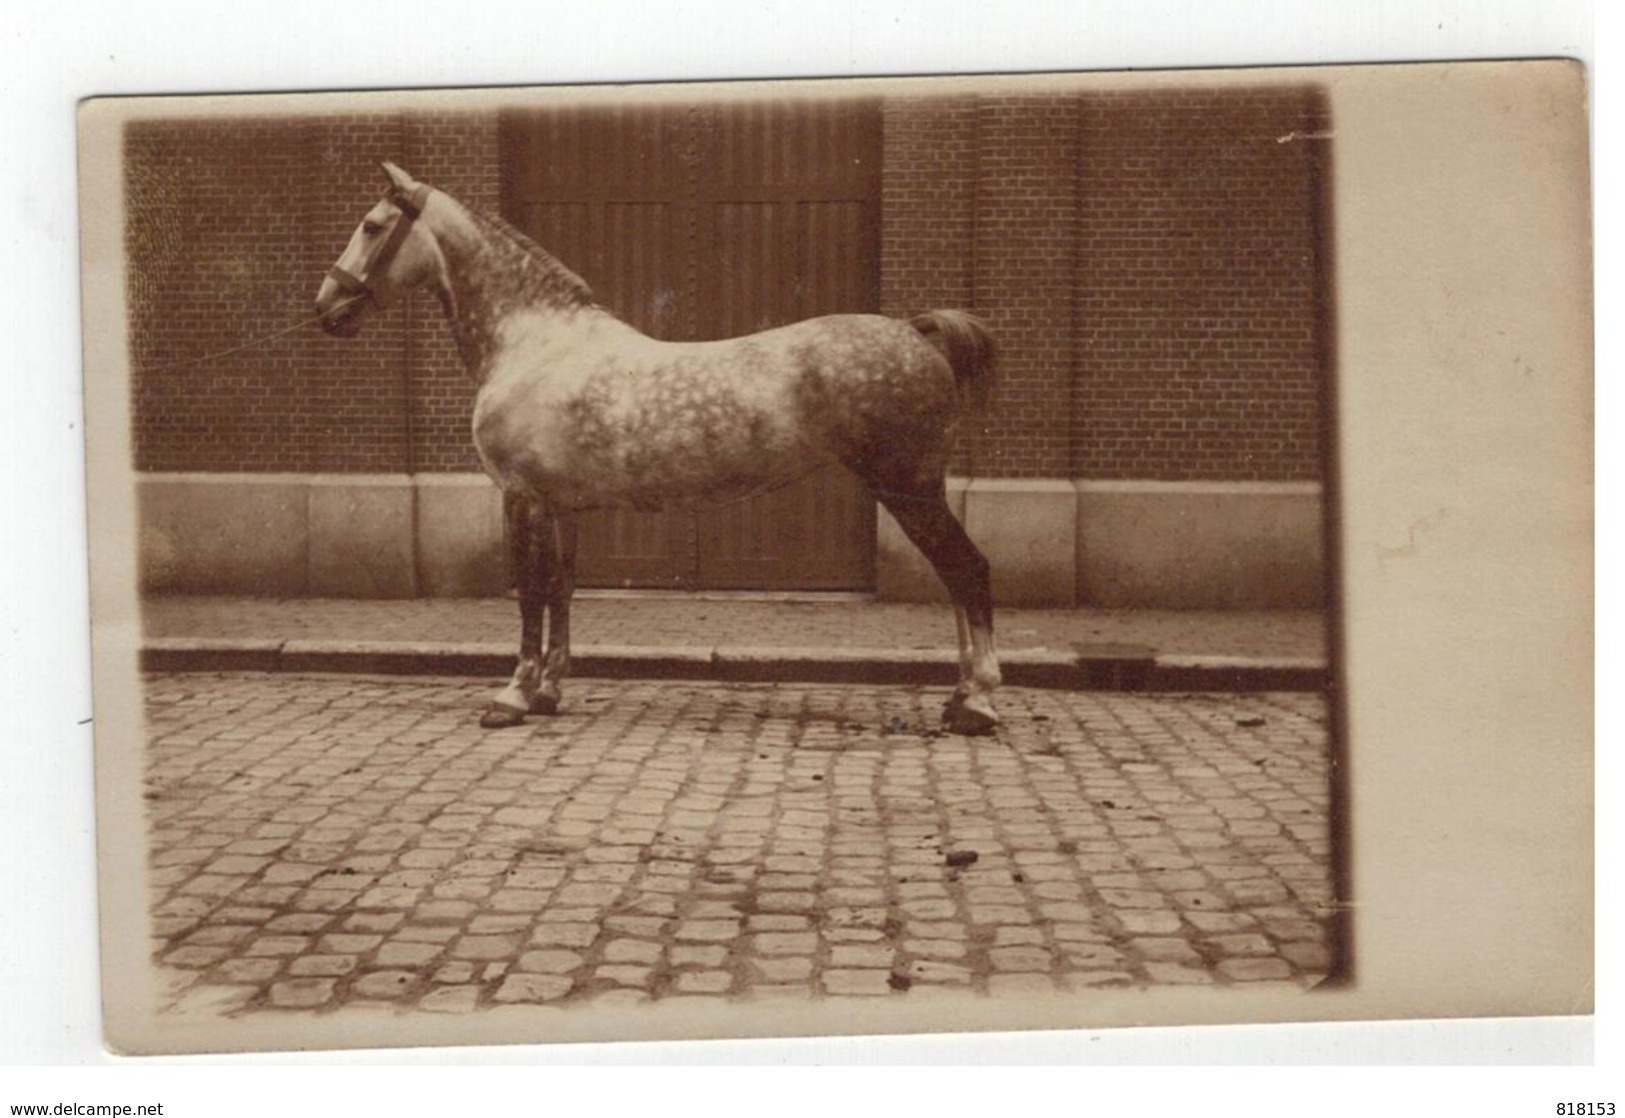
[315,162,440,337]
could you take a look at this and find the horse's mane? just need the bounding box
[463,202,596,310]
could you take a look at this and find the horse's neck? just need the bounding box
[426,199,599,383]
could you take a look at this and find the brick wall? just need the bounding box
[126,111,497,473]
[881,85,1328,481]
[972,94,1083,478]
[1071,88,1327,480]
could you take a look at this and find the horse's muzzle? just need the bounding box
[318,302,363,338]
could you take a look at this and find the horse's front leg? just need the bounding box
[531,512,577,716]
[481,492,550,728]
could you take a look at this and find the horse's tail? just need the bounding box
[910,309,997,412]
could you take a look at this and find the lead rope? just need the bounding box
[137,292,371,374]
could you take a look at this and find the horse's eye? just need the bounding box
[362,221,382,236]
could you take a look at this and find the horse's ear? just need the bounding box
[380,162,417,193]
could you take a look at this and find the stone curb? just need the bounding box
[140,637,1327,692]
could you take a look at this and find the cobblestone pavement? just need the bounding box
[142,673,1336,1015]
[142,595,1327,661]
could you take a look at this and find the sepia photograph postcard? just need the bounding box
[75,59,1592,1056]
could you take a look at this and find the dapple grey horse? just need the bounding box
[315,163,1002,734]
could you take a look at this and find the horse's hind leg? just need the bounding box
[953,605,974,690]
[876,485,1001,735]
[481,492,556,728]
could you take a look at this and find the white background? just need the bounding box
[1,0,1607,1104]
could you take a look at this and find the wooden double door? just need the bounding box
[499,98,880,590]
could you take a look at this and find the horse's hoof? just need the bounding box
[943,696,999,737]
[479,703,527,729]
[528,693,561,716]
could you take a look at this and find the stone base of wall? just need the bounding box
[1072,480,1326,609]
[965,479,1080,608]
[139,474,1324,608]
[139,474,506,599]
[877,478,1324,609]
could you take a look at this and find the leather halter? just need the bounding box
[327,183,432,302]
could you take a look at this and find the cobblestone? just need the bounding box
[269,978,336,1008]
[140,673,1336,1014]
[288,955,357,978]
